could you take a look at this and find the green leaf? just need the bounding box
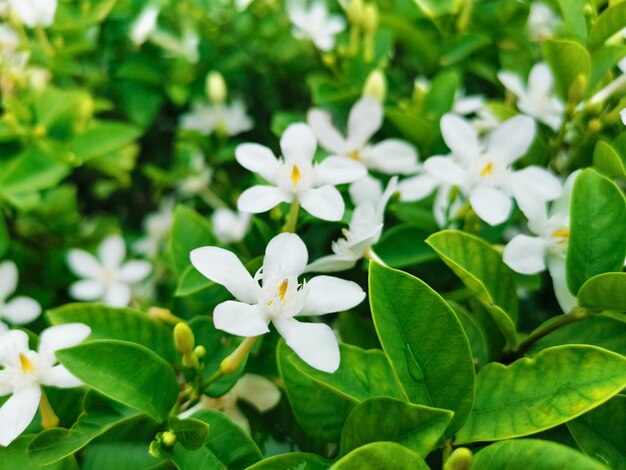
[368,262,474,434]
[588,2,626,49]
[277,341,406,441]
[593,139,626,179]
[69,121,142,162]
[247,453,329,469]
[449,301,490,367]
[82,441,166,470]
[340,397,452,457]
[0,212,8,258]
[557,0,588,44]
[566,169,626,295]
[373,225,438,268]
[56,340,179,422]
[168,417,209,450]
[455,345,626,444]
[577,273,626,312]
[542,39,591,100]
[47,303,176,363]
[0,435,78,470]
[426,230,518,349]
[169,205,214,281]
[413,0,462,17]
[473,439,608,470]
[28,392,141,466]
[332,442,429,470]
[568,395,626,470]
[590,45,626,93]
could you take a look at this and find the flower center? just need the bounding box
[278,279,288,301]
[290,165,301,187]
[551,228,569,239]
[19,353,33,373]
[480,162,494,177]
[348,150,361,160]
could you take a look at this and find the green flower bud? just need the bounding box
[362,4,379,32]
[363,69,386,102]
[174,322,195,355]
[194,345,207,358]
[206,71,227,104]
[444,447,472,470]
[162,431,177,447]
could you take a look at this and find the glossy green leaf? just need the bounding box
[69,121,142,162]
[413,0,462,17]
[277,341,406,441]
[0,435,78,470]
[170,205,214,276]
[369,262,474,434]
[47,303,176,363]
[542,39,591,100]
[340,397,452,456]
[426,230,518,348]
[246,453,329,470]
[473,439,608,469]
[557,0,588,44]
[577,273,626,312]
[56,340,179,422]
[449,301,490,367]
[568,395,626,469]
[590,45,626,94]
[82,441,167,470]
[373,224,438,268]
[456,345,626,444]
[169,417,209,450]
[0,212,8,258]
[332,442,429,470]
[593,139,626,179]
[0,147,70,198]
[566,169,626,295]
[28,392,140,466]
[588,2,626,49]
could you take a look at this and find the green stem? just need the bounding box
[515,307,588,355]
[35,26,55,57]
[366,248,386,266]
[199,188,227,209]
[282,199,300,233]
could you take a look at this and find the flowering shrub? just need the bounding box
[0,0,625,468]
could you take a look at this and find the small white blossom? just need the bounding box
[67,236,152,307]
[0,324,90,446]
[135,198,175,257]
[8,0,57,28]
[498,63,565,131]
[191,233,366,372]
[236,123,366,222]
[180,100,253,137]
[589,58,626,106]
[287,0,346,51]
[212,209,251,245]
[308,98,418,175]
[503,172,579,313]
[130,4,160,46]
[306,176,397,272]
[177,154,213,197]
[0,261,41,334]
[527,2,559,42]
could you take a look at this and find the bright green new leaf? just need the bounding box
[588,2,626,49]
[590,45,626,93]
[456,345,626,444]
[542,39,591,100]
[557,0,588,44]
[247,453,329,470]
[332,442,429,470]
[413,0,462,18]
[69,121,142,162]
[426,230,518,348]
[340,397,453,456]
[369,262,474,434]
[577,273,626,312]
[277,341,407,441]
[473,439,608,469]
[170,205,215,276]
[593,139,626,179]
[568,395,626,470]
[56,340,179,422]
[0,435,78,470]
[566,169,626,295]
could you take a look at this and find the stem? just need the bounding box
[515,307,588,355]
[365,247,386,266]
[282,199,300,233]
[35,27,55,57]
[39,391,59,429]
[203,336,259,389]
[199,188,227,209]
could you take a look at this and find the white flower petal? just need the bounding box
[0,330,29,364]
[280,123,317,163]
[349,175,382,206]
[38,323,91,365]
[237,185,291,213]
[118,261,152,283]
[347,98,383,148]
[304,255,358,273]
[67,250,103,279]
[273,317,340,373]
[487,115,536,165]
[190,246,259,304]
[213,301,269,337]
[497,71,526,98]
[398,173,440,202]
[314,156,367,186]
[528,62,553,96]
[440,114,481,163]
[547,256,578,313]
[503,235,547,275]
[361,139,419,174]
[39,365,83,388]
[307,109,347,154]
[263,233,308,279]
[423,156,467,187]
[1,297,41,325]
[98,236,126,270]
[299,186,344,221]
[69,280,106,302]
[235,143,279,183]
[469,186,513,225]
[300,276,365,315]
[233,374,281,413]
[0,384,41,447]
[0,261,18,301]
[510,166,562,221]
[103,283,132,307]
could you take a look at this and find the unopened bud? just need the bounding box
[162,431,177,447]
[588,118,602,133]
[174,323,195,355]
[362,4,379,32]
[443,448,472,470]
[194,345,206,358]
[205,71,227,104]
[345,0,364,23]
[568,74,587,105]
[363,69,386,102]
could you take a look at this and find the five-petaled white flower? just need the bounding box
[0,261,41,335]
[212,208,252,245]
[287,0,346,51]
[135,198,175,257]
[415,113,562,226]
[190,233,366,372]
[527,2,559,42]
[0,324,91,446]
[498,63,565,131]
[180,100,253,137]
[306,176,397,272]
[503,172,579,313]
[236,123,366,221]
[8,0,56,28]
[130,4,160,46]
[67,235,152,307]
[177,153,213,197]
[180,374,281,433]
[308,98,418,175]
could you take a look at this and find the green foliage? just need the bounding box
[577,273,626,312]
[332,442,429,469]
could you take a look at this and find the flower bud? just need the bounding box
[345,0,364,23]
[194,345,207,358]
[205,71,227,104]
[568,74,587,105]
[363,69,386,102]
[174,322,195,355]
[162,431,177,447]
[362,4,379,32]
[443,447,472,470]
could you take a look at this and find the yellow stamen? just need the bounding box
[552,228,570,239]
[19,353,33,373]
[348,150,361,160]
[290,165,301,186]
[480,162,494,177]
[278,279,289,301]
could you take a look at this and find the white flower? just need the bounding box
[287,0,346,51]
[308,98,418,175]
[212,209,251,245]
[453,94,500,134]
[503,172,579,313]
[306,176,397,272]
[527,2,559,42]
[236,123,366,222]
[498,63,565,131]
[180,374,280,433]
[190,233,366,372]
[621,108,626,126]
[0,24,19,55]
[417,113,561,226]
[177,154,213,197]
[589,58,626,106]
[135,198,175,257]
[67,236,152,307]
[0,261,41,333]
[8,0,57,28]
[0,324,90,446]
[130,4,160,46]
[180,100,253,137]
